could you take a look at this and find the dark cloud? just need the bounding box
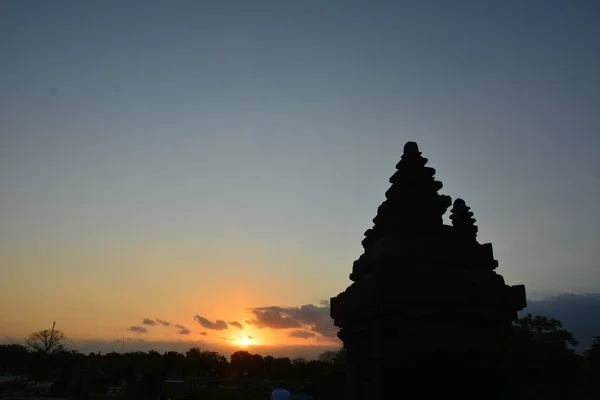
[246,308,302,330]
[229,321,243,330]
[221,337,236,342]
[178,329,191,335]
[174,324,187,330]
[524,293,600,351]
[194,316,228,330]
[156,319,171,327]
[288,330,317,339]
[142,319,156,326]
[247,303,338,340]
[127,326,148,334]
[199,332,207,336]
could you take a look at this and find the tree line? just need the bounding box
[2,313,600,399]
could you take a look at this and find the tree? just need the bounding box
[584,336,600,367]
[185,347,228,377]
[163,351,185,376]
[318,349,346,365]
[24,326,66,355]
[584,336,600,396]
[509,313,578,348]
[230,350,262,377]
[0,344,30,373]
[504,314,583,399]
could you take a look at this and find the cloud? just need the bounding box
[199,332,207,336]
[178,329,191,335]
[175,324,187,330]
[142,319,156,326]
[288,330,316,339]
[156,319,171,327]
[523,293,600,351]
[247,303,338,340]
[246,308,302,329]
[229,321,243,330]
[127,326,148,334]
[194,316,228,330]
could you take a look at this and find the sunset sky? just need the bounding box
[1,1,600,357]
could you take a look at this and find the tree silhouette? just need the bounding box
[585,336,600,367]
[504,313,583,399]
[24,328,66,355]
[185,346,227,378]
[0,344,29,373]
[230,350,263,377]
[11,324,600,399]
[509,313,578,348]
[317,349,346,365]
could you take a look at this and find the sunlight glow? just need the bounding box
[238,336,253,347]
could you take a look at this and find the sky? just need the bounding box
[1,0,600,357]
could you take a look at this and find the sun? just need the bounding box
[238,336,252,347]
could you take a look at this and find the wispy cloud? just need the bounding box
[156,319,171,327]
[229,321,243,330]
[142,319,156,326]
[127,326,148,334]
[178,329,191,335]
[288,330,317,339]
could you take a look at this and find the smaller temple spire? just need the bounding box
[450,198,478,240]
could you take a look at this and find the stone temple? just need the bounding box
[330,142,527,399]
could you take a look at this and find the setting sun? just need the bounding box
[239,336,253,347]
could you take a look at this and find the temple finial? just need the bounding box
[403,141,421,157]
[450,198,478,240]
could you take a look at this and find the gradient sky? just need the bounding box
[1,1,599,356]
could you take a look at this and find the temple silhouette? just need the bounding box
[331,142,527,399]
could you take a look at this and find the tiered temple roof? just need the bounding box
[350,141,499,282]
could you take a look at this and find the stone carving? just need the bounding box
[331,141,527,400]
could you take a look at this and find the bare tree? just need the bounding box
[25,321,66,355]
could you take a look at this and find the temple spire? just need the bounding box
[351,141,452,281]
[369,141,451,238]
[450,198,478,241]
